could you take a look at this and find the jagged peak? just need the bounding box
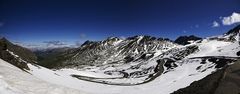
[106,36,120,40]
[127,35,149,40]
[126,35,160,42]
[104,37,122,42]
[80,35,175,48]
[81,40,98,47]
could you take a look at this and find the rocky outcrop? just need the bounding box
[0,38,37,70]
[171,59,240,94]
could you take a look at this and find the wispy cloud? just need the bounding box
[195,24,199,28]
[212,21,220,27]
[222,12,240,25]
[43,41,67,47]
[183,30,187,33]
[190,24,200,29]
[13,41,41,49]
[80,33,86,39]
[0,22,4,27]
[14,40,72,50]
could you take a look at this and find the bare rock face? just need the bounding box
[171,59,240,94]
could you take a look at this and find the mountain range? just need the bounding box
[0,25,240,94]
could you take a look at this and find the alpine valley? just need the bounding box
[0,25,240,94]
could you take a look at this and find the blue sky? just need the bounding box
[0,0,240,48]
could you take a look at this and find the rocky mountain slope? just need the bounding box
[63,36,177,68]
[35,36,178,69]
[0,38,37,70]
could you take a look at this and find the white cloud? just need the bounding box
[13,42,42,50]
[212,21,220,27]
[13,41,72,50]
[222,12,240,25]
[43,41,67,47]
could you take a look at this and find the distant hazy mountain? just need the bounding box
[174,35,202,45]
[34,47,73,68]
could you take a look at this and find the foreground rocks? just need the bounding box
[172,60,240,94]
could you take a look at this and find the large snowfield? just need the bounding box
[0,59,87,94]
[0,36,239,94]
[0,57,218,94]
